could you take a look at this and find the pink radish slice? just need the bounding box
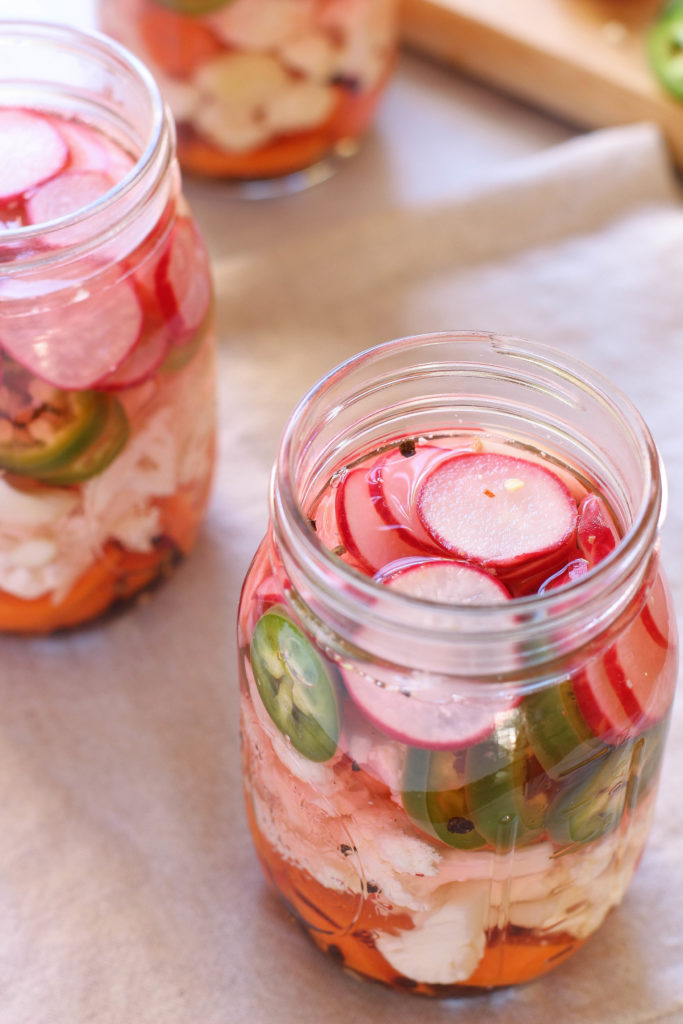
[340,558,515,749]
[572,661,635,744]
[0,110,68,201]
[417,452,577,570]
[155,219,211,341]
[374,557,511,604]
[606,607,676,729]
[368,443,451,552]
[342,657,517,749]
[58,119,110,173]
[26,170,114,244]
[95,324,169,390]
[577,495,619,566]
[0,275,143,390]
[336,467,436,573]
[538,558,589,593]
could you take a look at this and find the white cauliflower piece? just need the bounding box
[279,32,338,81]
[266,81,336,134]
[375,882,489,985]
[207,0,316,51]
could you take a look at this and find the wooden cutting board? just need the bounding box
[401,0,683,165]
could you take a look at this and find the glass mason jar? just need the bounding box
[0,22,215,633]
[98,0,399,189]
[237,332,678,994]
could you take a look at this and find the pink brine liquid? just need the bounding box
[238,429,677,993]
[0,107,215,631]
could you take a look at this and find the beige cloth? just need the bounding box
[2,123,683,1024]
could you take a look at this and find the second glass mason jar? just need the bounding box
[98,0,399,187]
[237,332,678,994]
[0,22,215,632]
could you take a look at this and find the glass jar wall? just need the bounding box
[237,332,678,994]
[0,22,216,632]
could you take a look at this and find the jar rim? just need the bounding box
[0,19,171,269]
[271,331,664,676]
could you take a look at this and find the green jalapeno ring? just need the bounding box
[546,742,634,846]
[648,1,683,100]
[465,712,545,850]
[250,606,341,764]
[0,390,108,476]
[402,747,488,851]
[154,0,236,15]
[32,395,130,485]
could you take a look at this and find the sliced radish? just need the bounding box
[155,219,212,342]
[336,467,434,573]
[26,170,114,244]
[417,452,577,571]
[58,119,110,173]
[340,560,514,749]
[577,494,619,566]
[368,443,451,552]
[0,109,68,200]
[538,558,589,594]
[0,275,143,390]
[95,324,169,390]
[341,650,516,751]
[607,607,676,729]
[572,661,635,745]
[374,557,511,604]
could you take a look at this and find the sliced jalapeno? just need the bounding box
[522,679,605,779]
[0,386,107,476]
[250,607,341,763]
[648,1,683,101]
[547,742,633,846]
[403,747,488,851]
[155,0,234,14]
[465,713,545,850]
[33,395,129,485]
[626,717,670,808]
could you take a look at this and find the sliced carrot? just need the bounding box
[325,74,393,144]
[138,1,223,80]
[465,932,584,987]
[156,491,202,555]
[0,553,116,633]
[0,542,170,633]
[177,123,331,180]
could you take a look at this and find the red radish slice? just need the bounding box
[375,557,511,604]
[58,119,110,173]
[0,276,143,390]
[369,443,451,552]
[342,657,515,752]
[342,658,517,750]
[336,467,435,573]
[577,494,619,566]
[538,558,589,594]
[340,558,514,749]
[26,170,114,244]
[572,662,635,744]
[95,324,169,390]
[417,452,577,570]
[607,608,676,729]
[0,110,68,200]
[156,219,211,341]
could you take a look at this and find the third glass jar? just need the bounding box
[98,0,400,186]
[237,332,678,994]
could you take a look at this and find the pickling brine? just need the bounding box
[0,24,215,632]
[237,333,678,993]
[98,0,399,185]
